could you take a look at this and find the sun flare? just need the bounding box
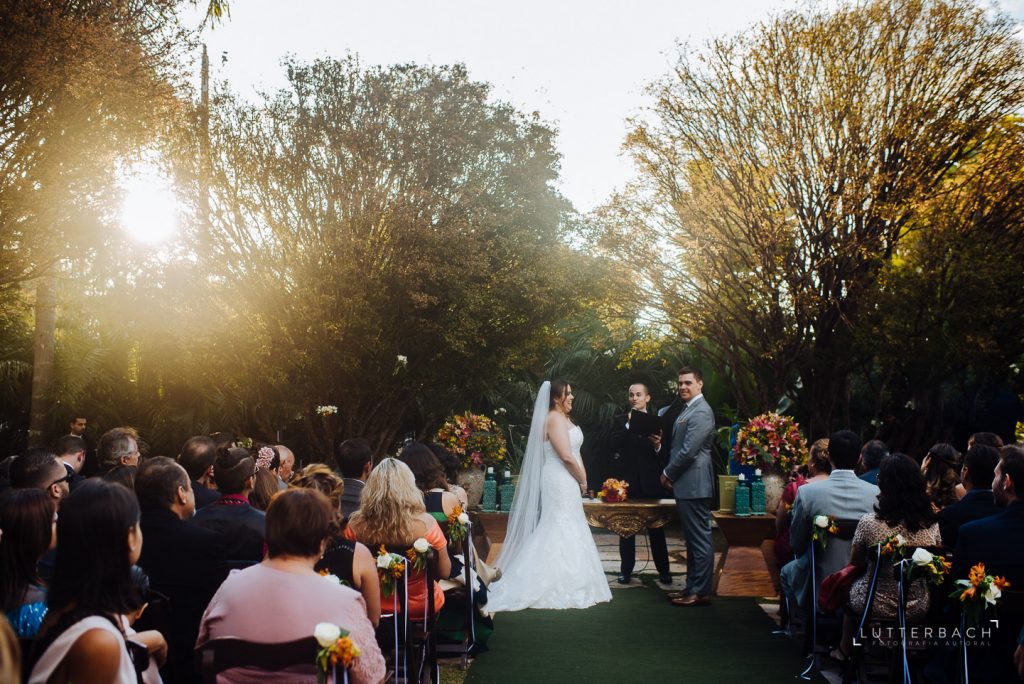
[120,164,178,245]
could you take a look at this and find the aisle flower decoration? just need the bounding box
[811,514,839,548]
[906,548,951,586]
[597,478,629,503]
[731,412,808,473]
[405,537,432,572]
[435,412,508,469]
[313,622,361,683]
[880,533,907,558]
[447,505,470,542]
[950,562,1010,627]
[376,546,407,597]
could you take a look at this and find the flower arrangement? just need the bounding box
[447,505,470,542]
[880,533,907,558]
[597,478,629,503]
[435,412,508,469]
[950,562,1010,627]
[731,412,808,474]
[316,405,338,416]
[375,546,407,598]
[811,514,839,548]
[906,548,951,586]
[314,622,360,683]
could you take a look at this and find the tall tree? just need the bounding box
[613,0,1024,433]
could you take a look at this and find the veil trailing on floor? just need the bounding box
[494,381,550,571]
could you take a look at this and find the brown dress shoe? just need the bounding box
[671,594,711,607]
[666,591,692,600]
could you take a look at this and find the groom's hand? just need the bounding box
[649,431,662,450]
[660,474,672,489]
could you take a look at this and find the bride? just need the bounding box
[487,380,612,611]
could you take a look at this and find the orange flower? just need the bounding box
[391,564,404,579]
[969,563,986,586]
[405,548,417,561]
[960,586,976,601]
[993,576,1010,590]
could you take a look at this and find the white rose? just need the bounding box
[458,512,470,524]
[322,573,340,584]
[413,537,430,554]
[813,515,829,529]
[984,583,1002,606]
[314,622,341,648]
[376,553,393,570]
[894,534,906,546]
[911,548,934,567]
[397,354,408,366]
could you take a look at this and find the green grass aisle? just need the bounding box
[465,584,808,683]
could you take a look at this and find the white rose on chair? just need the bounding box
[458,512,470,525]
[984,582,1002,606]
[376,553,394,570]
[314,622,341,648]
[911,548,934,566]
[413,537,430,554]
[813,515,830,529]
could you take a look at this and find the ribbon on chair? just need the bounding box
[960,612,969,684]
[799,539,820,680]
[896,558,911,684]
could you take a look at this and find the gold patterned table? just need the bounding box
[582,498,678,537]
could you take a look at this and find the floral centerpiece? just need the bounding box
[314,622,360,683]
[811,514,839,548]
[435,412,508,469]
[731,412,808,474]
[597,478,629,503]
[950,562,1010,627]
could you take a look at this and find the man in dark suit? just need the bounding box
[194,447,266,566]
[609,383,671,585]
[55,435,87,488]
[857,440,888,486]
[336,438,373,518]
[658,367,716,606]
[136,457,226,684]
[938,444,1001,548]
[954,446,1024,682]
[177,436,220,509]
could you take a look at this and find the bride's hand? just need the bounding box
[579,482,587,496]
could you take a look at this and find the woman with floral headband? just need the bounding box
[249,445,282,511]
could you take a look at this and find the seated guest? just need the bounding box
[178,436,220,509]
[857,439,888,486]
[249,467,280,512]
[194,447,266,566]
[428,443,469,508]
[135,456,227,684]
[400,442,462,579]
[336,438,373,518]
[54,435,87,489]
[937,444,1001,548]
[921,443,960,512]
[275,444,296,489]
[953,445,1024,684]
[29,480,168,683]
[103,464,138,491]
[968,432,1004,450]
[836,454,940,661]
[10,448,71,508]
[0,489,55,637]
[345,459,450,617]
[197,489,385,684]
[782,430,879,612]
[291,466,381,626]
[97,427,141,474]
[775,438,831,568]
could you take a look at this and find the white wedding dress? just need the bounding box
[487,422,612,611]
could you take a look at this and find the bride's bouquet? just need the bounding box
[435,411,508,469]
[597,478,629,503]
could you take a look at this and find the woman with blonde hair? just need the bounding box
[290,464,345,508]
[344,459,450,616]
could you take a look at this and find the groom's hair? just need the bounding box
[827,430,861,470]
[677,367,703,382]
[549,379,571,409]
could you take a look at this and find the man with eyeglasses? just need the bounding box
[9,447,71,506]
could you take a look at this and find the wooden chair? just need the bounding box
[195,636,345,683]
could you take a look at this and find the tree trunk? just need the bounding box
[28,274,57,447]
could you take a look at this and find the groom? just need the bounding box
[658,367,716,606]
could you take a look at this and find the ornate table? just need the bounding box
[582,498,678,537]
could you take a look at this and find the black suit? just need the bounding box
[953,500,1024,682]
[137,507,227,683]
[609,411,670,578]
[193,496,266,566]
[937,488,1001,549]
[191,480,220,510]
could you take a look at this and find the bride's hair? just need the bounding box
[348,458,426,546]
[548,379,571,409]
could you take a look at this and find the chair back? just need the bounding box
[194,636,321,683]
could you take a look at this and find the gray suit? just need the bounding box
[663,395,716,596]
[340,478,365,519]
[781,470,879,609]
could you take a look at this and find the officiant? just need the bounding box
[608,383,672,585]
